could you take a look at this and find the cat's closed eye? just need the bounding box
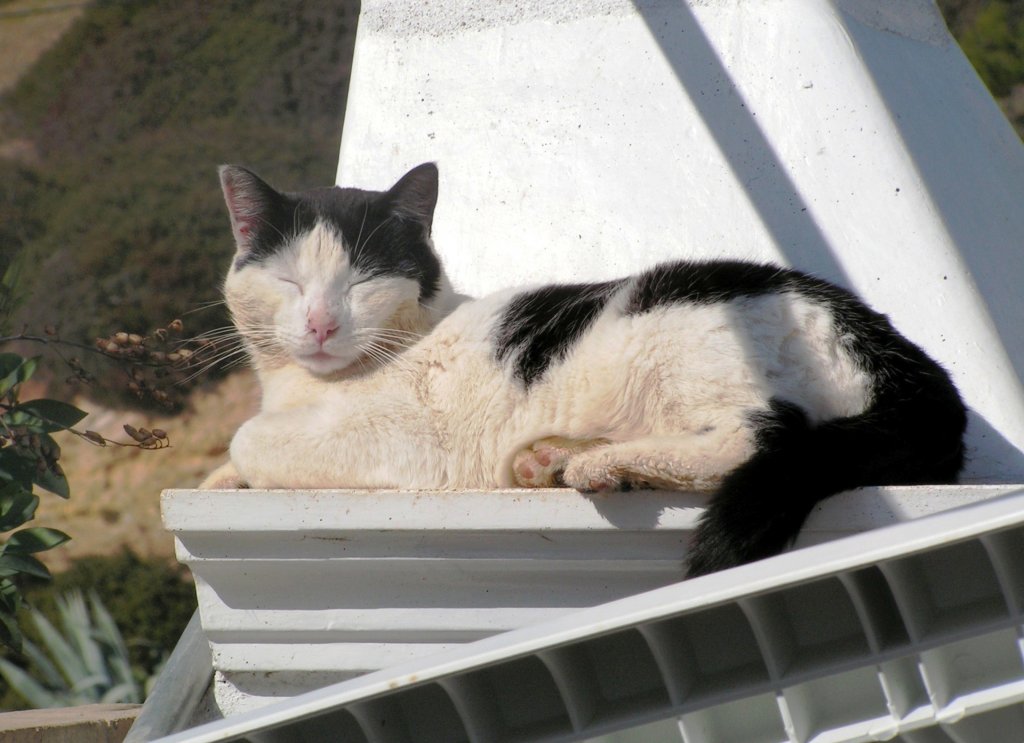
[277,277,304,295]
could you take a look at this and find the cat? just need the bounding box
[203,162,967,577]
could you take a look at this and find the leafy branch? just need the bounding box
[0,346,175,654]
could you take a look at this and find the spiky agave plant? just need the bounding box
[0,590,145,707]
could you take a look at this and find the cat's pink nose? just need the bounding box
[306,310,339,346]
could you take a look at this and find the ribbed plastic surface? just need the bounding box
[158,488,1024,743]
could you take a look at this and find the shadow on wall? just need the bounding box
[839,9,1024,398]
[630,0,1024,480]
[630,0,851,286]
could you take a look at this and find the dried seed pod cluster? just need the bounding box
[122,424,169,449]
[90,319,221,410]
[94,320,192,364]
[76,425,170,450]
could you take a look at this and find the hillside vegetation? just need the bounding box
[1,0,358,406]
[942,0,1024,133]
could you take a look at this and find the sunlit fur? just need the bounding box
[205,164,966,576]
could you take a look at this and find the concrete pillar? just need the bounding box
[337,0,1024,481]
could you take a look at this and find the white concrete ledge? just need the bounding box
[162,484,1021,717]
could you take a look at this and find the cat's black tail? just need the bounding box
[685,359,967,578]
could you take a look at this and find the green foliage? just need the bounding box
[1,0,355,408]
[958,2,1024,97]
[0,353,75,654]
[0,163,54,334]
[38,550,196,679]
[0,590,147,707]
[5,1,352,160]
[938,0,1024,138]
[0,551,196,710]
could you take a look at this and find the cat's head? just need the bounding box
[219,163,448,375]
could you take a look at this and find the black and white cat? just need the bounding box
[203,162,967,577]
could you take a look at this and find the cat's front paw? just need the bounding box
[561,460,629,492]
[561,451,652,493]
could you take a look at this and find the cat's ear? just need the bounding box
[219,165,285,255]
[387,162,438,233]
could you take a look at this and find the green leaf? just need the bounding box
[0,607,23,654]
[0,552,51,580]
[0,354,23,379]
[101,681,141,705]
[5,527,70,554]
[31,609,88,685]
[0,653,62,708]
[69,672,108,695]
[0,578,23,615]
[90,591,134,690]
[33,456,69,499]
[0,583,23,652]
[0,355,38,398]
[0,448,37,492]
[5,399,87,433]
[58,592,108,689]
[0,482,38,532]
[21,634,65,689]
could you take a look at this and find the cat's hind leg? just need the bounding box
[559,431,753,493]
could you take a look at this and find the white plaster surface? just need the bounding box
[337,0,1024,481]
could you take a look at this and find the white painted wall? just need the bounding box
[337,0,1024,482]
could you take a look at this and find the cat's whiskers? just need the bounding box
[183,299,227,316]
[175,340,258,384]
[359,345,416,377]
[353,328,424,345]
[175,325,293,384]
[353,214,395,256]
[249,212,290,244]
[353,329,421,352]
[352,330,422,377]
[352,202,369,256]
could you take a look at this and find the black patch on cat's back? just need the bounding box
[626,260,797,314]
[495,280,624,386]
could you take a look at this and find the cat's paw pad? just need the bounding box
[513,443,570,487]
